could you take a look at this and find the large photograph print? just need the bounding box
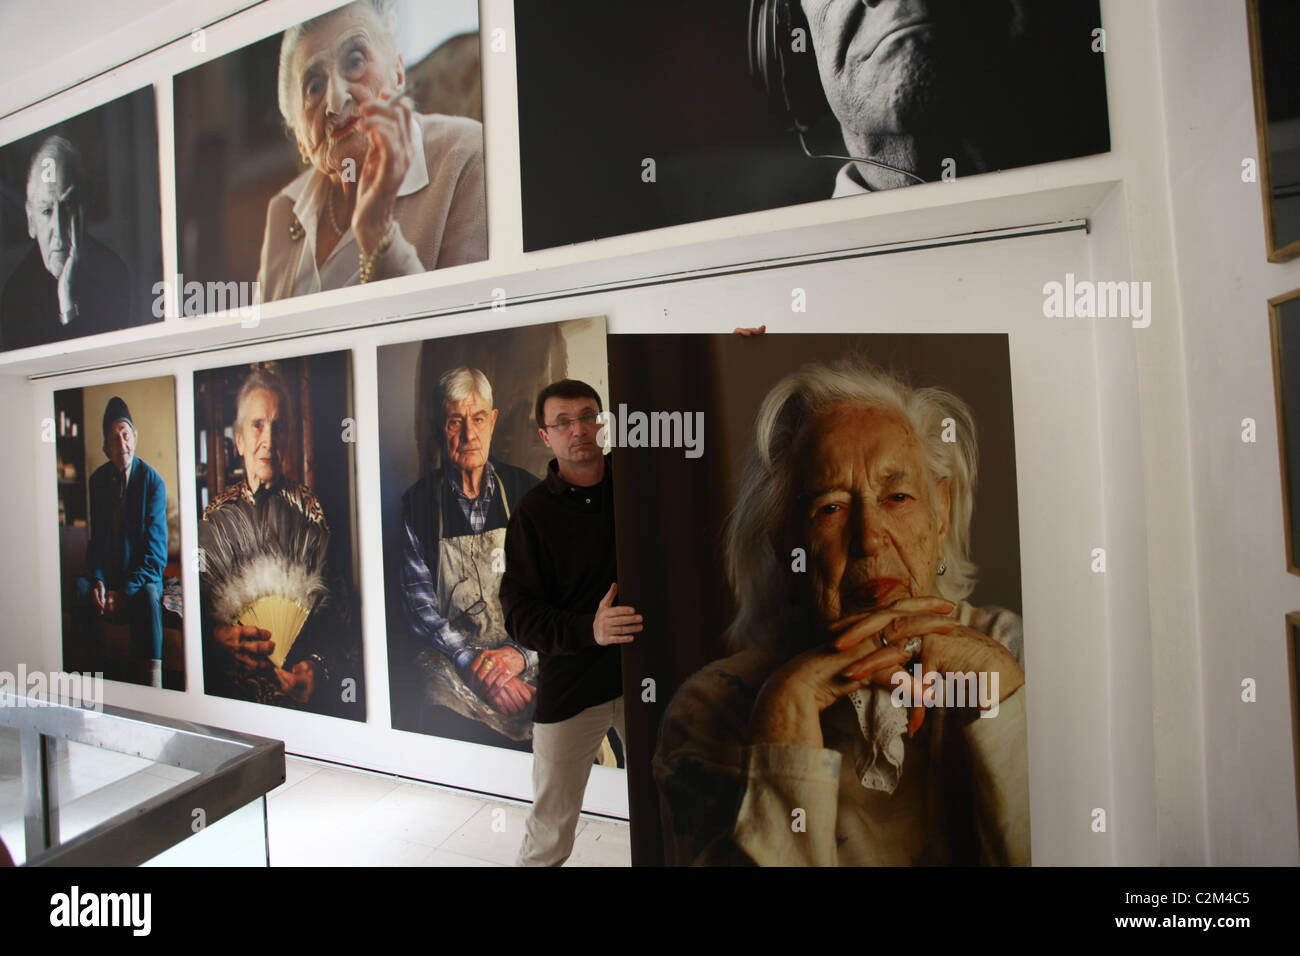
[515,0,1110,250]
[1269,288,1300,573]
[0,87,162,350]
[379,317,612,756]
[173,0,486,312]
[55,376,184,689]
[193,351,364,719]
[609,333,1027,865]
[1247,0,1300,262]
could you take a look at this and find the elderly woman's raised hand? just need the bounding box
[350,84,414,258]
[748,596,957,748]
[839,601,1024,732]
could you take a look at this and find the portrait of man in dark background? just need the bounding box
[514,0,1109,249]
[607,333,1026,866]
[0,88,162,350]
[379,318,613,757]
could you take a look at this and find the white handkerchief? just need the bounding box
[847,684,908,793]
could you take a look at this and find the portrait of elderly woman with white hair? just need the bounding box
[652,355,1029,866]
[256,0,487,302]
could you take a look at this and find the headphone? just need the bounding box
[748,0,830,134]
[747,0,928,184]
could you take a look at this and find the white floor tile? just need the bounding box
[267,755,324,800]
[422,847,507,867]
[273,829,434,867]
[566,818,632,867]
[268,765,401,822]
[353,782,485,849]
[438,803,538,867]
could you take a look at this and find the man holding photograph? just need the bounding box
[500,379,639,866]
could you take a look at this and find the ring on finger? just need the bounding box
[902,636,922,659]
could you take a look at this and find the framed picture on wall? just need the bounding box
[1269,288,1300,574]
[0,87,163,351]
[1246,0,1300,263]
[514,0,1110,251]
[53,376,185,690]
[608,332,1027,866]
[1286,612,1300,851]
[377,317,620,764]
[173,0,487,313]
[192,350,364,720]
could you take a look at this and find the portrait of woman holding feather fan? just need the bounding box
[197,362,363,719]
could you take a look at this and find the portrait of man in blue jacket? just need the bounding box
[73,396,168,687]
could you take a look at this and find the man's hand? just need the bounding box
[732,325,766,336]
[485,676,535,716]
[351,85,414,258]
[274,660,317,704]
[57,205,81,320]
[212,624,276,672]
[91,579,106,614]
[593,583,641,646]
[748,597,958,748]
[102,589,122,618]
[470,646,525,693]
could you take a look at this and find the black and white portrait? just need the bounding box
[0,87,162,351]
[515,0,1110,250]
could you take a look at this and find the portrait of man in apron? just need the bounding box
[399,367,542,744]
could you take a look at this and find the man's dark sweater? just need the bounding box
[499,456,620,724]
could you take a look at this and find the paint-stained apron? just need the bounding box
[415,480,535,740]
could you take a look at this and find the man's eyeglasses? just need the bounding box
[543,412,600,433]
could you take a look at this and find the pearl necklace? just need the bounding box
[327,187,347,237]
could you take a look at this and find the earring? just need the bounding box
[937,559,947,576]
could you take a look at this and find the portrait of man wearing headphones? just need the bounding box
[750,0,1104,195]
[514,0,1108,248]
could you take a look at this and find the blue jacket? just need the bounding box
[85,457,168,594]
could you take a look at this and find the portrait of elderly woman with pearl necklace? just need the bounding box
[256,0,487,302]
[651,355,1029,866]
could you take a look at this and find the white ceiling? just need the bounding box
[0,0,255,118]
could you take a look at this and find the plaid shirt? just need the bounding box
[401,461,533,672]
[446,461,498,534]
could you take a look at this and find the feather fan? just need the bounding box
[202,492,329,668]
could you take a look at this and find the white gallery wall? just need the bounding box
[0,0,1295,863]
[1155,0,1300,864]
